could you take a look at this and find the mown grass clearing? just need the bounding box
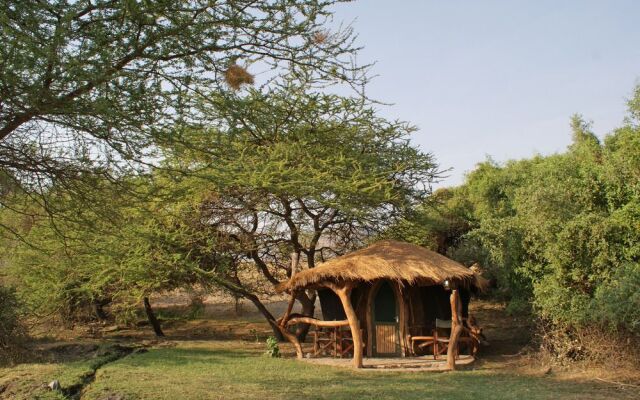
[78,341,631,400]
[1,302,635,400]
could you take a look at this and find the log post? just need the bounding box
[280,292,297,327]
[276,325,304,359]
[274,254,305,358]
[276,291,304,359]
[330,283,363,368]
[446,289,463,370]
[288,252,314,342]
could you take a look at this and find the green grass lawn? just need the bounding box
[2,301,634,400]
[72,341,627,400]
[1,356,102,400]
[0,344,131,400]
[1,340,632,400]
[1,363,77,400]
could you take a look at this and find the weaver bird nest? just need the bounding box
[224,64,254,90]
[312,30,329,45]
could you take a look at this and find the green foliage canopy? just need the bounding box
[0,0,365,237]
[387,86,640,333]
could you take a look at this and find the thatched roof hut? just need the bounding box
[277,240,485,293]
[276,240,488,370]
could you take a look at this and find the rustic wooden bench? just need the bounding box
[408,318,479,359]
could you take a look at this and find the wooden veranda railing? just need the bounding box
[277,282,364,368]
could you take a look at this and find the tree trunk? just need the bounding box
[234,295,242,316]
[143,297,165,337]
[276,321,304,359]
[294,291,316,342]
[243,292,285,341]
[209,275,285,341]
[280,293,296,326]
[93,298,109,321]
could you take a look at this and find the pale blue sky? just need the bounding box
[332,0,640,187]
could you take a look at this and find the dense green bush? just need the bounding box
[590,263,640,333]
[0,284,26,363]
[387,85,640,345]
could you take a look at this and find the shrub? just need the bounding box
[532,274,590,326]
[537,319,639,369]
[590,263,640,333]
[264,336,281,358]
[534,263,640,368]
[0,284,27,364]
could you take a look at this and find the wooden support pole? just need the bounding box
[330,283,363,368]
[277,291,303,359]
[276,324,304,359]
[446,289,463,371]
[280,255,299,328]
[273,254,304,358]
[280,292,297,327]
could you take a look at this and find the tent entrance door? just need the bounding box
[372,281,400,356]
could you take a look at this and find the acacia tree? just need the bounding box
[2,173,211,336]
[383,187,474,255]
[0,0,366,234]
[157,78,439,338]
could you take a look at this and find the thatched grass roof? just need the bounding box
[277,240,488,293]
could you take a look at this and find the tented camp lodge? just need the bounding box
[275,240,488,369]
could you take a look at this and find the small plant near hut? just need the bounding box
[264,336,281,358]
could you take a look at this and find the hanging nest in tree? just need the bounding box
[224,64,254,90]
[312,30,329,45]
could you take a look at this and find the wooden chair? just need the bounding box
[407,324,438,359]
[312,325,361,358]
[339,338,353,357]
[434,319,480,358]
[337,326,357,358]
[311,327,337,357]
[458,318,480,356]
[434,318,481,359]
[409,319,467,360]
[433,319,453,359]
